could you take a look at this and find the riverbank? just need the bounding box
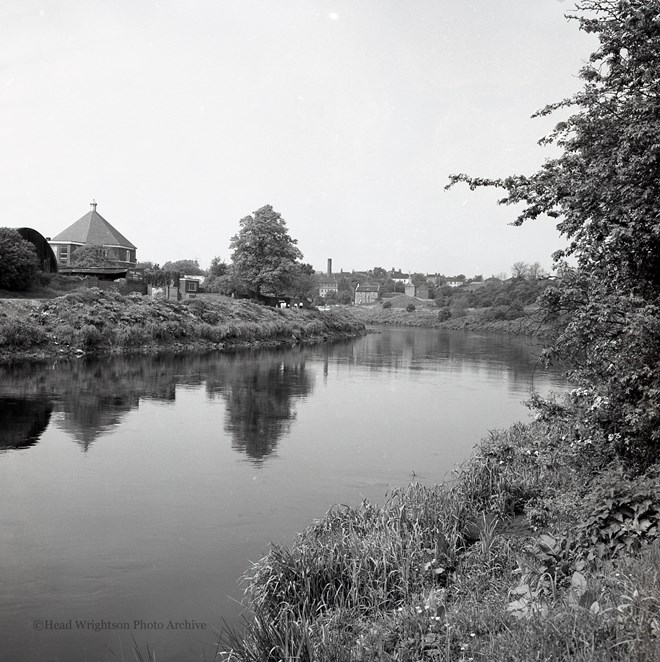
[0,289,366,363]
[221,418,659,661]
[349,299,550,337]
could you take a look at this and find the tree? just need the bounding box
[447,1,660,465]
[528,262,546,280]
[286,262,318,303]
[70,244,117,268]
[0,228,38,291]
[230,205,303,298]
[511,261,529,280]
[161,259,205,275]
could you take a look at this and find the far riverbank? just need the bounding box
[349,297,550,337]
[0,289,366,363]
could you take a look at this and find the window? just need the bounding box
[60,246,68,264]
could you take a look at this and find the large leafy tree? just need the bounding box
[448,1,660,465]
[230,205,303,297]
[0,228,38,291]
[161,259,205,275]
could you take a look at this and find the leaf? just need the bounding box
[511,583,531,597]
[571,571,588,595]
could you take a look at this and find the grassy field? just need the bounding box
[0,288,365,362]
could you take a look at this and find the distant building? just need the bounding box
[445,278,464,288]
[318,258,338,298]
[48,201,137,268]
[16,228,58,273]
[354,282,379,305]
[404,277,429,299]
[389,269,410,284]
[425,274,445,286]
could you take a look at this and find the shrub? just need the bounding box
[0,228,39,291]
[382,300,392,309]
[77,324,103,348]
[437,307,451,322]
[577,470,659,561]
[0,318,47,347]
[406,303,416,312]
[115,325,149,348]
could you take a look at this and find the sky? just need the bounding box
[1,0,596,277]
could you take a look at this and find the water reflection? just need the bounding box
[205,351,314,462]
[0,329,557,461]
[0,349,314,461]
[312,328,547,392]
[0,397,52,451]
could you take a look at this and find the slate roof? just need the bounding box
[51,202,136,249]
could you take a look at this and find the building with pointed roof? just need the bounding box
[48,201,137,267]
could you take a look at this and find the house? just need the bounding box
[318,276,338,298]
[404,278,429,299]
[354,282,379,305]
[48,201,137,268]
[389,269,410,284]
[445,278,465,288]
[415,283,430,299]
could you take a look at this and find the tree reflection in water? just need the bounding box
[205,349,314,463]
[0,349,314,461]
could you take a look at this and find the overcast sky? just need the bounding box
[1,0,595,276]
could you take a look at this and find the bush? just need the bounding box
[115,325,149,348]
[406,303,416,312]
[382,300,392,309]
[77,324,103,348]
[437,307,451,322]
[0,228,39,291]
[0,318,47,348]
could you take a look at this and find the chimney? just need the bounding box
[327,258,332,276]
[90,199,97,212]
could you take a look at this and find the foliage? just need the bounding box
[406,303,416,312]
[286,262,318,303]
[69,244,117,268]
[160,259,205,275]
[205,258,236,294]
[230,205,303,298]
[577,470,659,561]
[447,0,660,466]
[0,228,38,291]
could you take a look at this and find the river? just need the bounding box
[0,327,565,661]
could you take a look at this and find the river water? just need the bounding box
[0,327,564,661]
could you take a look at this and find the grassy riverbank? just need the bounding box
[220,417,659,661]
[349,298,549,337]
[0,289,365,363]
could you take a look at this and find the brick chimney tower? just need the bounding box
[327,258,332,276]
